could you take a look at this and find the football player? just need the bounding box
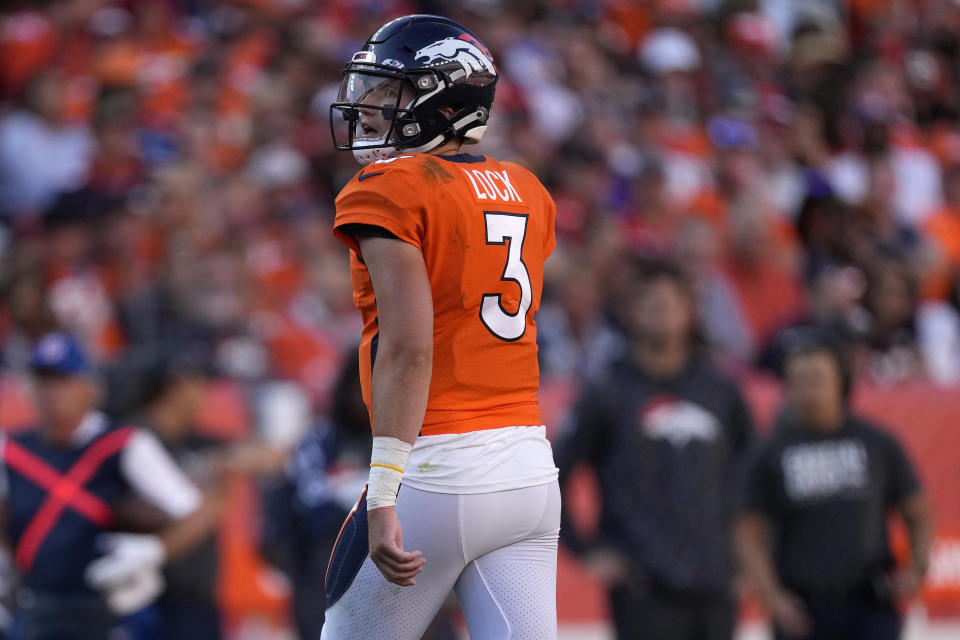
[322,14,560,640]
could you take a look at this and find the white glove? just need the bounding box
[85,534,167,613]
[98,567,165,614]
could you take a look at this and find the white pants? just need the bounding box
[321,481,560,640]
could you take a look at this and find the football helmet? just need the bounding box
[330,15,498,165]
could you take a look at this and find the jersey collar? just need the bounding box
[435,153,486,163]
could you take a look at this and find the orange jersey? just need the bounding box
[333,152,556,437]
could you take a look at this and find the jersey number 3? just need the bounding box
[480,212,532,342]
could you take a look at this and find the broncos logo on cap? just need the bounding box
[415,36,496,79]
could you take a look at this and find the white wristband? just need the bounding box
[367,436,413,510]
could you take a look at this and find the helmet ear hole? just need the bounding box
[416,75,436,90]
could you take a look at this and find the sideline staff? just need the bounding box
[556,260,754,640]
[1,333,215,640]
[736,329,932,640]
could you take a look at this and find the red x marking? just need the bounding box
[3,427,134,572]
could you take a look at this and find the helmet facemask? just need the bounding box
[330,69,422,165]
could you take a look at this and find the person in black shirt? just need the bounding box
[555,260,754,640]
[736,329,932,640]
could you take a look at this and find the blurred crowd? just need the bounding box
[3,0,960,402]
[0,0,958,637]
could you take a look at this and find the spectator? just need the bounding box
[847,157,926,268]
[0,71,95,219]
[675,217,754,362]
[922,164,960,300]
[722,192,805,348]
[260,351,368,639]
[758,264,869,375]
[917,272,960,385]
[736,328,932,640]
[555,259,754,640]
[0,273,58,373]
[537,262,624,381]
[862,255,921,384]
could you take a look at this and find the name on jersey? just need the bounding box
[462,169,523,203]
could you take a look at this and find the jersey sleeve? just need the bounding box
[333,166,426,254]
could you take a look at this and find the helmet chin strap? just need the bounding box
[352,108,488,165]
[397,109,488,155]
[353,144,397,165]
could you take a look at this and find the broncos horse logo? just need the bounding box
[415,36,496,79]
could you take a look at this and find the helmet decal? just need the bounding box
[414,36,496,78]
[351,51,377,64]
[457,33,495,66]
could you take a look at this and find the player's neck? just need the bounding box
[430,139,464,157]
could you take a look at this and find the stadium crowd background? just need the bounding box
[1,0,960,638]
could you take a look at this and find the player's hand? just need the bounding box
[582,547,631,587]
[768,589,811,637]
[368,506,425,586]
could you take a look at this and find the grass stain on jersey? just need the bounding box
[420,156,456,186]
[453,224,470,250]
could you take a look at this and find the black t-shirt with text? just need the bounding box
[742,412,920,593]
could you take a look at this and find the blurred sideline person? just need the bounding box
[0,333,218,640]
[261,351,366,639]
[555,260,754,640]
[262,350,458,640]
[736,329,932,640]
[129,355,225,640]
[321,15,560,640]
[127,353,289,640]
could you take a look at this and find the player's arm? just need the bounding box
[358,233,433,585]
[360,234,433,446]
